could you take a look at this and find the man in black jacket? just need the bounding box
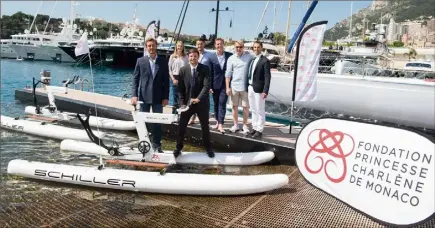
[174,48,214,158]
[247,41,271,138]
[131,38,169,151]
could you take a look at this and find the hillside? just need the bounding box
[324,0,435,41]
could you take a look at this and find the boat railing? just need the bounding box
[79,78,91,92]
[275,55,434,80]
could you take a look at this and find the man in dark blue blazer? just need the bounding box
[131,38,169,152]
[209,38,232,133]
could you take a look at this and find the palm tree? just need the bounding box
[404,48,417,61]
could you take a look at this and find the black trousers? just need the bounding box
[176,101,211,151]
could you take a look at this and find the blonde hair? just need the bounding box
[234,40,244,47]
[172,41,186,58]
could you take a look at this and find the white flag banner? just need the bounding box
[143,24,156,56]
[74,32,89,57]
[294,23,326,102]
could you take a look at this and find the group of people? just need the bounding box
[131,37,272,158]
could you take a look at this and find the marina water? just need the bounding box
[0,59,219,180]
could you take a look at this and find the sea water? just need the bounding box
[0,59,206,176]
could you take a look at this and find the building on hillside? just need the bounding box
[371,0,388,10]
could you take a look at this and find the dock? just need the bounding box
[15,87,298,165]
[6,87,435,228]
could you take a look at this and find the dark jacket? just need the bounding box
[248,55,272,94]
[132,55,169,104]
[178,63,211,106]
[209,51,232,90]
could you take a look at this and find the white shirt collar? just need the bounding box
[190,63,198,69]
[216,51,224,57]
[148,54,157,61]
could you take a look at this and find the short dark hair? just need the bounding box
[196,38,205,43]
[145,37,158,45]
[215,38,224,44]
[253,40,263,48]
[188,48,200,56]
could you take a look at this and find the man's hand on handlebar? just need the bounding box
[131,97,138,105]
[162,99,169,106]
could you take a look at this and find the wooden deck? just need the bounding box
[33,87,299,145]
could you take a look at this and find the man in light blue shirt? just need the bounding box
[225,40,254,134]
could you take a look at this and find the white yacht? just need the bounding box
[225,40,281,68]
[8,1,81,62]
[1,39,18,59]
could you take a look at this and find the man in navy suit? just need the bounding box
[209,38,232,133]
[131,37,169,152]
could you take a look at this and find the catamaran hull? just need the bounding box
[60,139,275,166]
[7,159,289,195]
[24,106,136,131]
[267,72,435,130]
[0,115,105,141]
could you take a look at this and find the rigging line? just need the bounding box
[255,1,270,38]
[29,0,43,33]
[175,0,190,44]
[168,0,186,49]
[231,0,235,40]
[44,1,58,34]
[86,46,102,166]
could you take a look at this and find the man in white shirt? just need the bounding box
[247,41,271,138]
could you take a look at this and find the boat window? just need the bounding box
[266,49,279,55]
[43,38,51,41]
[406,63,432,68]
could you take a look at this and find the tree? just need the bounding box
[272,32,287,45]
[392,41,404,47]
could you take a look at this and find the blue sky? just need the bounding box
[1,1,371,40]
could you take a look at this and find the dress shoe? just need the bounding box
[251,131,262,138]
[153,146,164,153]
[207,150,215,158]
[249,129,257,136]
[173,149,182,158]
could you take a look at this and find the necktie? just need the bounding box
[190,68,196,88]
[248,59,255,81]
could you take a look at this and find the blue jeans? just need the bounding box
[140,103,163,148]
[170,75,180,114]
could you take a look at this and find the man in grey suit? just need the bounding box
[131,38,169,152]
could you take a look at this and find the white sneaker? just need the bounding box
[242,125,250,134]
[229,125,239,133]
